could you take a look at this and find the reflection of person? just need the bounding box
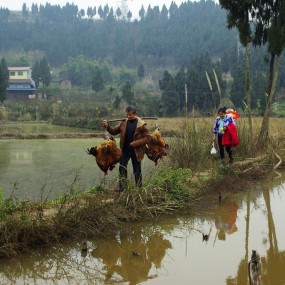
[91,237,122,279]
[146,233,172,268]
[212,107,238,163]
[102,106,150,192]
[91,229,172,284]
[111,231,152,285]
[215,198,239,240]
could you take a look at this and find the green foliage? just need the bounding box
[88,185,105,193]
[40,57,52,87]
[137,63,145,79]
[121,81,134,105]
[92,69,105,92]
[0,57,9,103]
[0,1,236,67]
[32,61,41,88]
[230,66,246,109]
[6,54,30,67]
[159,70,180,117]
[152,167,197,201]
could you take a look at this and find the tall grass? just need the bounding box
[166,117,285,170]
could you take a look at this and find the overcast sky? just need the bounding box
[0,0,189,18]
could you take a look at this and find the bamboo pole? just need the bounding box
[106,117,158,123]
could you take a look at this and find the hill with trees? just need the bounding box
[0,0,284,121]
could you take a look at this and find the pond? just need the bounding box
[0,174,284,285]
[0,138,155,200]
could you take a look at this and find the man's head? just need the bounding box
[125,106,137,120]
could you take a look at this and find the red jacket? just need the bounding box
[222,123,239,147]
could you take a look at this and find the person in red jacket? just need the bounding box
[212,107,239,163]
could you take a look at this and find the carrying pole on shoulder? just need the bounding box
[106,117,158,123]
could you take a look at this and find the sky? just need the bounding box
[0,0,187,18]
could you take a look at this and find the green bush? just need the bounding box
[152,168,197,201]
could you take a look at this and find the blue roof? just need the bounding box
[7,88,37,91]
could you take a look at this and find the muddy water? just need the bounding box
[0,175,284,285]
[0,138,155,199]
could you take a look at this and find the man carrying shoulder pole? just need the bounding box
[102,106,150,192]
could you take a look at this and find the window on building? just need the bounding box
[10,71,15,76]
[18,71,23,76]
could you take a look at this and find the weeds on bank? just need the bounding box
[0,118,284,259]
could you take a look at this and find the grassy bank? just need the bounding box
[0,118,284,259]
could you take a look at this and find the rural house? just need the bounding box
[7,67,37,99]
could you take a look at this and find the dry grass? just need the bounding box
[148,116,285,137]
[0,116,284,259]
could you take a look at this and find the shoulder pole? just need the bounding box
[106,117,158,123]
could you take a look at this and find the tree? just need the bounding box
[127,10,132,21]
[92,69,105,92]
[116,7,122,18]
[253,0,285,144]
[98,5,104,19]
[230,66,246,109]
[137,63,145,80]
[159,70,180,117]
[219,0,254,142]
[78,9,85,18]
[0,57,9,103]
[139,5,145,20]
[40,57,51,87]
[31,3,39,14]
[121,81,134,105]
[87,7,95,18]
[161,5,168,21]
[22,3,28,17]
[174,67,186,112]
[113,95,122,109]
[32,61,41,88]
[103,4,109,19]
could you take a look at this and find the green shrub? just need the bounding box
[152,168,197,201]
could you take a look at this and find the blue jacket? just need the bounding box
[213,114,235,135]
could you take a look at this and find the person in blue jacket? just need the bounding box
[212,107,235,163]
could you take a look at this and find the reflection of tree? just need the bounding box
[233,184,285,285]
[0,142,11,174]
[0,224,173,285]
[230,192,251,285]
[91,228,172,284]
[261,188,285,285]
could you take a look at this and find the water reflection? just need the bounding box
[0,178,284,285]
[0,139,155,199]
[215,198,239,241]
[91,230,172,284]
[0,224,174,285]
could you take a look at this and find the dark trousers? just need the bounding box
[218,134,232,160]
[119,149,142,191]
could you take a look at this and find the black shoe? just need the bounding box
[229,157,234,164]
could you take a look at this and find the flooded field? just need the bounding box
[0,138,155,199]
[0,174,284,285]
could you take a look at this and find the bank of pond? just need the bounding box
[0,174,284,285]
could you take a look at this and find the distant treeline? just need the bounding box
[0,0,285,117]
[0,1,233,67]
